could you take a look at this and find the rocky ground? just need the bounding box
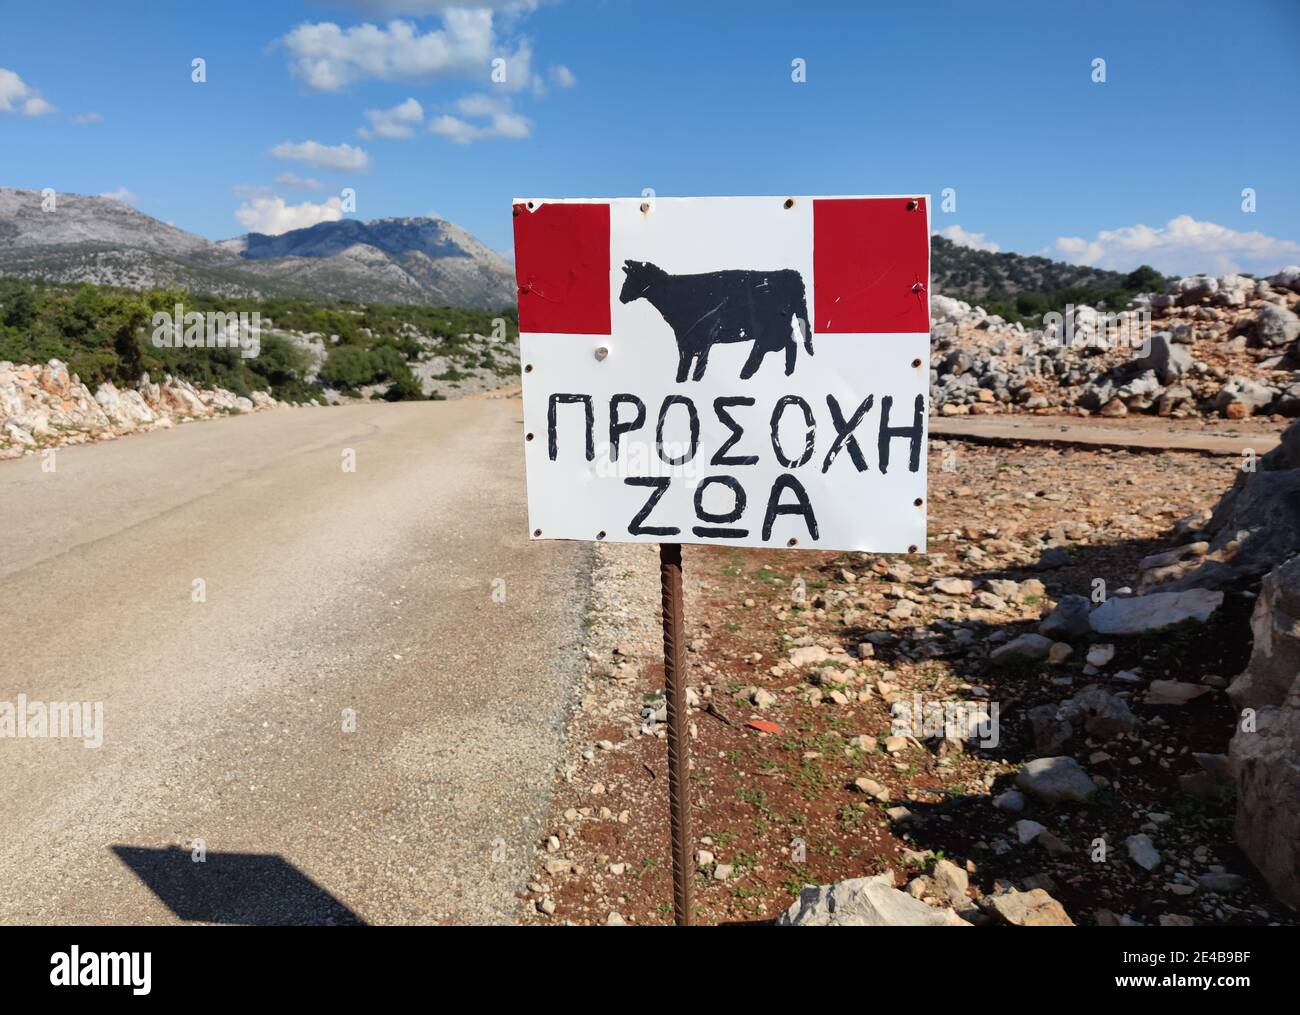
[0,360,292,461]
[522,435,1300,927]
[932,266,1300,421]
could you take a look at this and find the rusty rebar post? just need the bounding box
[658,542,693,926]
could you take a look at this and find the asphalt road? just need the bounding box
[0,400,590,925]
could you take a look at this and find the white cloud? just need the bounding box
[358,96,424,138]
[275,172,324,191]
[281,13,533,92]
[429,96,530,144]
[270,139,371,171]
[99,187,138,206]
[235,195,345,235]
[935,224,1000,253]
[72,111,103,125]
[1051,214,1300,277]
[344,1,532,13]
[548,64,576,88]
[0,67,55,116]
[454,92,508,117]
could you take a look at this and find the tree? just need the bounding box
[1124,265,1166,294]
[1,283,36,330]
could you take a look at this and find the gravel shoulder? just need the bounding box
[523,431,1299,927]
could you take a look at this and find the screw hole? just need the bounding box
[596,530,606,540]
[783,198,795,209]
[640,202,650,213]
[913,497,923,507]
[524,364,534,373]
[911,358,922,368]
[533,528,542,537]
[906,199,918,210]
[787,537,798,547]
[527,201,535,210]
[526,432,534,441]
[907,544,918,553]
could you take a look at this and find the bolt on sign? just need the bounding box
[513,196,930,552]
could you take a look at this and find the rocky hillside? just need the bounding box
[0,359,292,460]
[0,187,515,309]
[930,267,1300,419]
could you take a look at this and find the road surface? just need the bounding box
[0,400,589,925]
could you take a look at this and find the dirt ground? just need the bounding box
[521,433,1298,927]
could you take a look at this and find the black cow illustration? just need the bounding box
[618,260,813,382]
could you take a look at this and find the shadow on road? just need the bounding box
[110,845,365,926]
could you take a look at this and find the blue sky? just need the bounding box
[3,0,1299,275]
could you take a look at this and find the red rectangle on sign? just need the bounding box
[813,197,929,334]
[513,202,611,335]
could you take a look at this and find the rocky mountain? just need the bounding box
[0,187,516,308]
[2,185,1167,316]
[219,216,515,308]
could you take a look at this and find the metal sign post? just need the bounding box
[658,542,692,927]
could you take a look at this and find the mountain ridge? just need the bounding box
[0,187,1160,314]
[0,188,517,309]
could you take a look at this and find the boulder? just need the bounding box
[94,382,157,427]
[1076,381,1114,412]
[1228,554,1300,909]
[1144,680,1211,706]
[1155,384,1194,416]
[1027,704,1073,754]
[1116,368,1163,408]
[1089,589,1223,634]
[1176,275,1218,305]
[990,633,1053,664]
[1126,833,1161,871]
[1269,265,1300,294]
[776,873,971,926]
[1214,274,1254,307]
[1276,383,1300,417]
[1061,684,1139,738]
[983,887,1074,926]
[1016,756,1098,803]
[789,645,830,667]
[1134,331,1192,384]
[1256,304,1300,349]
[1229,554,1300,714]
[1085,643,1115,667]
[1037,594,1093,639]
[933,577,974,595]
[1229,693,1300,910]
[1197,873,1246,894]
[930,859,970,906]
[1213,376,1276,417]
[1164,420,1300,590]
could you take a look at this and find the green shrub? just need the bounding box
[318,345,375,389]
